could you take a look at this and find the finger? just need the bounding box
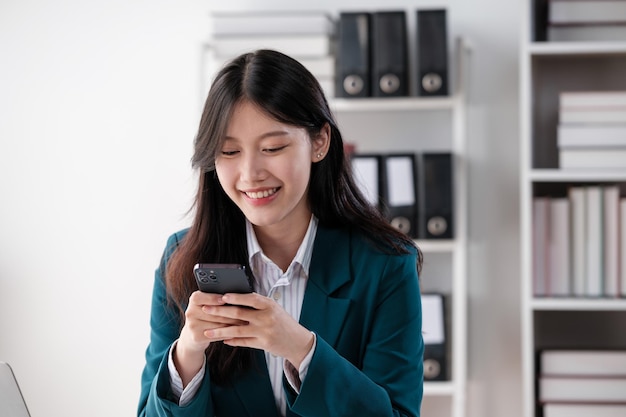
[223,337,256,348]
[201,306,249,326]
[221,292,269,310]
[189,290,227,307]
[202,305,256,325]
[205,322,253,342]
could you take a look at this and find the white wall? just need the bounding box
[0,1,522,416]
[0,1,207,415]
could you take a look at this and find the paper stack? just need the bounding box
[547,0,626,42]
[540,350,626,417]
[206,11,336,98]
[557,91,626,170]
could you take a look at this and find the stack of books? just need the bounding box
[539,350,626,417]
[532,185,626,298]
[557,91,626,170]
[206,11,336,97]
[547,0,626,42]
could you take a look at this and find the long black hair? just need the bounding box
[166,49,422,383]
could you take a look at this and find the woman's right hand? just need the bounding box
[173,291,247,387]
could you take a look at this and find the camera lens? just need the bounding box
[209,274,218,282]
[197,270,210,283]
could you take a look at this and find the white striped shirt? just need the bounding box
[246,216,318,416]
[168,216,318,415]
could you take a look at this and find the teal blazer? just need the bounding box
[138,225,423,417]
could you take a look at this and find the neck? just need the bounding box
[254,216,311,272]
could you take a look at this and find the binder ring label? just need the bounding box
[427,216,448,236]
[380,74,401,94]
[343,75,365,95]
[422,73,443,93]
[391,216,412,234]
[424,358,441,379]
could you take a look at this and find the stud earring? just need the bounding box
[317,152,324,159]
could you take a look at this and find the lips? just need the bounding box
[243,187,279,199]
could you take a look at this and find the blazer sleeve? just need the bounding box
[137,231,217,417]
[286,249,424,417]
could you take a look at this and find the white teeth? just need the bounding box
[245,188,278,199]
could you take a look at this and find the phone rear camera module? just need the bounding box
[197,270,211,283]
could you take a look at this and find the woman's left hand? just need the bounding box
[202,293,314,369]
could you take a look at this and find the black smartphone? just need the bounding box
[193,263,254,294]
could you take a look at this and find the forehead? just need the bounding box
[225,101,307,141]
[227,101,279,131]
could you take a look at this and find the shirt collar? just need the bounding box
[246,215,319,276]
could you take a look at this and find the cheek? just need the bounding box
[289,162,312,191]
[214,163,234,191]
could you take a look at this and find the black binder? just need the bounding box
[383,154,418,238]
[350,153,385,213]
[336,12,372,98]
[418,152,454,239]
[371,11,409,97]
[421,293,448,381]
[416,9,449,96]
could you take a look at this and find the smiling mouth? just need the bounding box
[244,187,279,199]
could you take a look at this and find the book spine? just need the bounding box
[534,197,550,297]
[621,198,626,297]
[570,187,587,297]
[549,198,570,296]
[604,186,620,297]
[585,186,604,297]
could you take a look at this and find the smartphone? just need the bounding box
[193,263,254,294]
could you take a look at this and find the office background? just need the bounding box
[0,0,521,416]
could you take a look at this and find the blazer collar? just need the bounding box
[299,226,352,347]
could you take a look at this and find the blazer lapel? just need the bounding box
[299,226,352,347]
[232,349,281,417]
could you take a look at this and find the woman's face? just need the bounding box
[215,100,322,233]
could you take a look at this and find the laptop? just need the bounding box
[0,362,31,417]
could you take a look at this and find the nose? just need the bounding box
[239,152,266,183]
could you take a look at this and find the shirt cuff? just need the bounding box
[284,332,317,393]
[168,340,206,406]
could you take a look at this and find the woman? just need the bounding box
[138,49,424,417]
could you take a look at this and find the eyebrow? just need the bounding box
[224,130,291,141]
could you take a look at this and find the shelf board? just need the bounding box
[424,381,455,396]
[414,239,457,253]
[527,41,626,56]
[329,96,459,112]
[527,169,626,182]
[531,298,626,311]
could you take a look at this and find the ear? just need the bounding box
[311,123,331,163]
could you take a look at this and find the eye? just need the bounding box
[264,145,287,153]
[220,150,239,157]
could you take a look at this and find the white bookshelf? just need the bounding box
[330,96,458,112]
[520,2,626,417]
[331,37,471,417]
[531,298,626,311]
[415,240,458,253]
[424,381,456,396]
[527,41,626,55]
[529,169,626,182]
[204,13,471,416]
